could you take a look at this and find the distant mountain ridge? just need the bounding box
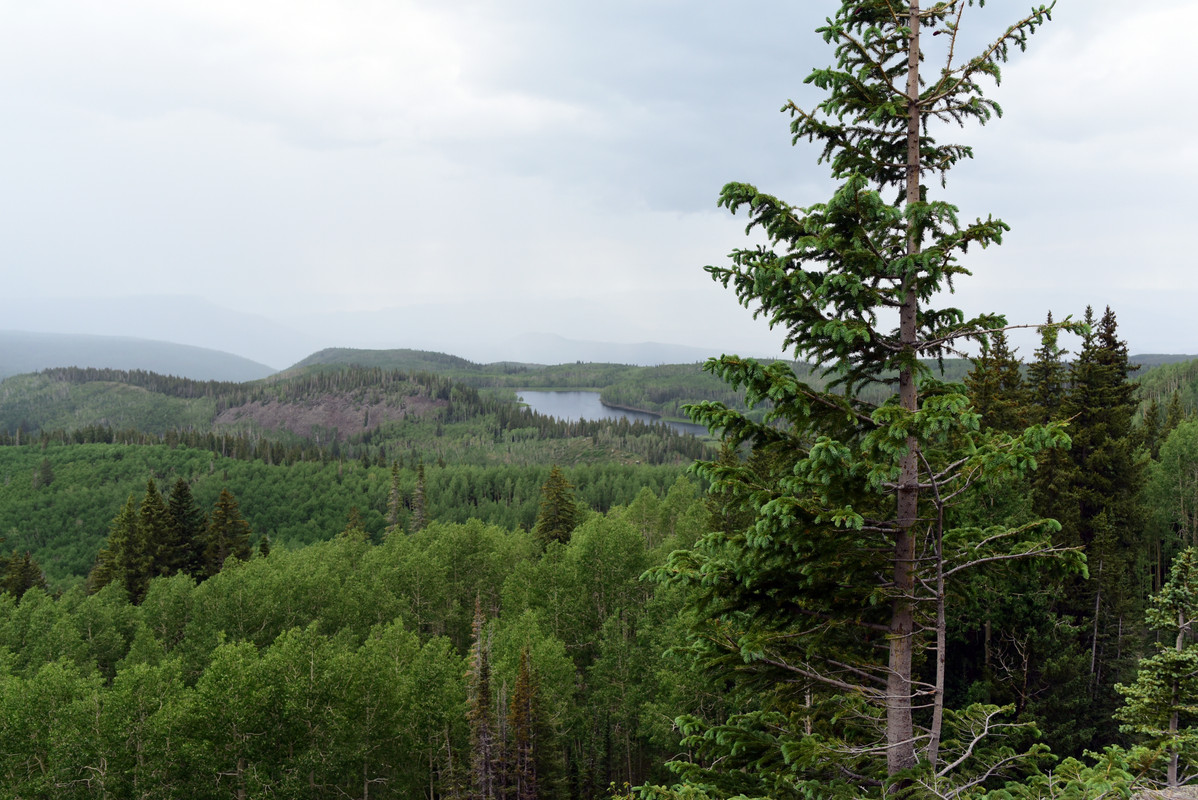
[0,331,276,382]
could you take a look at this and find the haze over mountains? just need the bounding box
[0,331,276,382]
[6,293,1198,381]
[4,294,748,373]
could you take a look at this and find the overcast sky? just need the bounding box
[2,1,1195,366]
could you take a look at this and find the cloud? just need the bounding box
[1,0,1195,362]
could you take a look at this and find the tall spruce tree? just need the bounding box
[203,488,253,577]
[534,466,580,548]
[1141,397,1164,460]
[653,1,1074,794]
[89,495,153,602]
[139,479,178,579]
[167,478,207,579]
[507,647,538,800]
[1065,307,1146,728]
[1165,391,1188,435]
[1,551,46,599]
[965,330,1028,435]
[1027,312,1069,425]
[1027,316,1081,563]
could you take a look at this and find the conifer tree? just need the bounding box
[203,489,252,577]
[507,648,538,800]
[167,478,207,579]
[1166,391,1188,438]
[1066,307,1145,713]
[965,330,1028,435]
[412,462,428,533]
[386,461,402,533]
[1027,318,1081,551]
[2,551,46,599]
[139,479,179,578]
[90,495,153,602]
[31,457,53,490]
[1027,312,1069,424]
[1141,397,1164,459]
[534,466,579,547]
[653,0,1071,792]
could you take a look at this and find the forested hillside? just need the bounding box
[0,365,706,464]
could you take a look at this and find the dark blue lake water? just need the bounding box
[517,391,708,437]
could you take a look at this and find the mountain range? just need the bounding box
[3,323,1197,385]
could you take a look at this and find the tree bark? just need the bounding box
[927,504,947,770]
[1170,612,1185,787]
[888,0,922,777]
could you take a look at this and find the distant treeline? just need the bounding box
[2,365,709,466]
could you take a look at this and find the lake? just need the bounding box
[517,390,709,437]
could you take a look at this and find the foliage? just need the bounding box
[651,0,1073,792]
[203,488,252,577]
[0,364,710,469]
[535,465,581,547]
[0,476,712,798]
[0,441,691,584]
[1115,547,1198,787]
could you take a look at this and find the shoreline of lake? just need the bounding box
[516,390,709,437]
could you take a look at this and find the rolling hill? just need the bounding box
[0,330,276,382]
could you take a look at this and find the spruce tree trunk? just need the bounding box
[888,0,921,777]
[1170,612,1185,787]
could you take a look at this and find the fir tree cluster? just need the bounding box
[89,479,252,602]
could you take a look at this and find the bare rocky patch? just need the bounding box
[214,393,444,441]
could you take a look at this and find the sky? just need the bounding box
[2,0,1195,368]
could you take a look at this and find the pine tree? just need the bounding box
[507,648,538,800]
[1027,318,1082,550]
[651,1,1069,792]
[90,495,153,602]
[167,478,207,579]
[139,479,179,578]
[2,551,46,599]
[965,330,1028,435]
[1141,397,1164,460]
[534,466,579,547]
[1166,391,1188,437]
[1066,307,1145,719]
[31,457,53,490]
[203,489,253,577]
[1027,311,1069,425]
